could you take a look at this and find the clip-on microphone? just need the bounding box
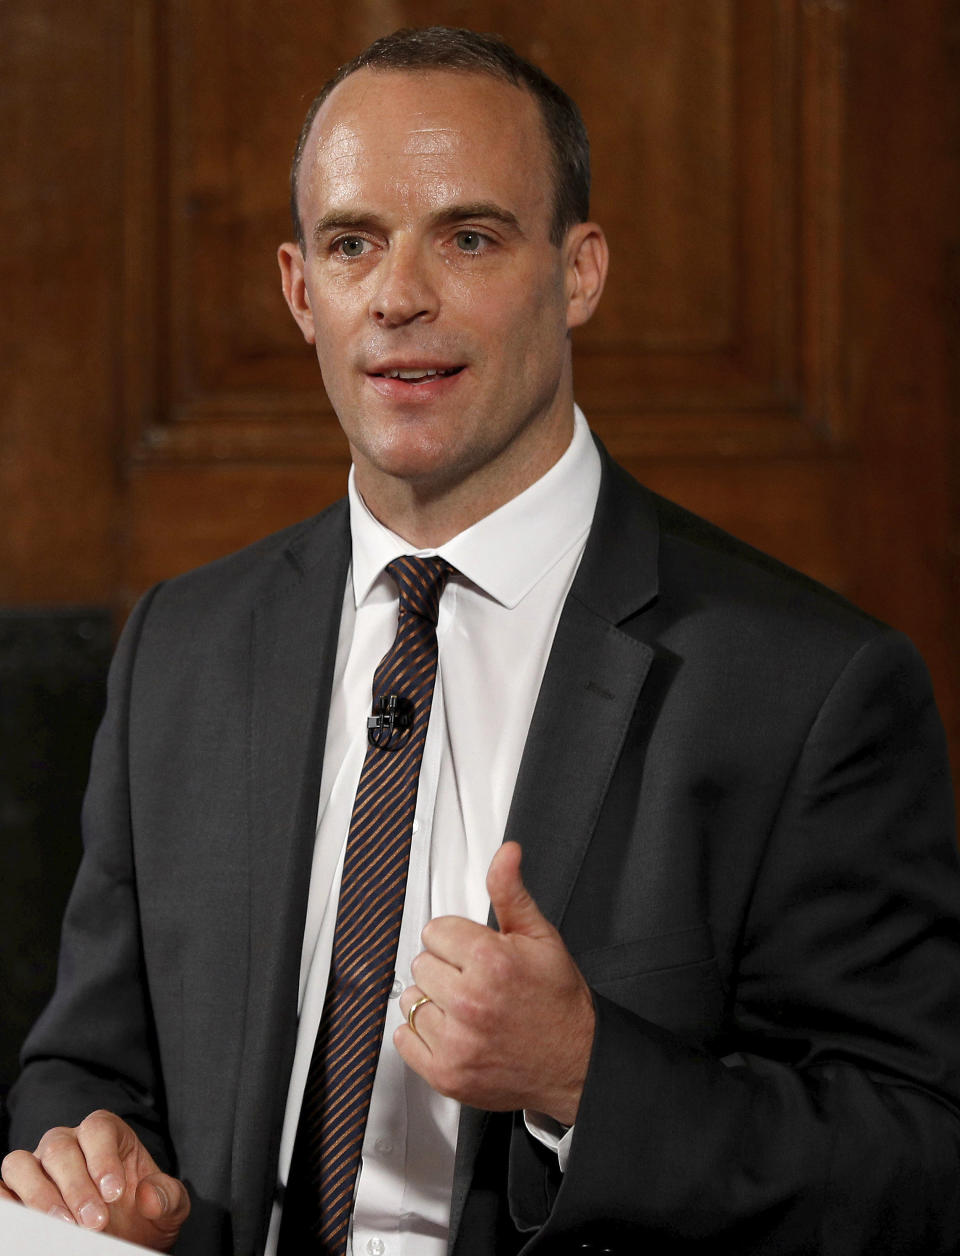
[367,693,413,749]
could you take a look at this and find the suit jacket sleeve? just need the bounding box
[511,629,960,1254]
[6,585,173,1171]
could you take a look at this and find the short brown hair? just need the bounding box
[290,26,590,251]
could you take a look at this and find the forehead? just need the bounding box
[299,68,554,221]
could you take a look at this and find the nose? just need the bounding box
[368,240,438,327]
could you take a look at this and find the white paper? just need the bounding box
[0,1196,149,1253]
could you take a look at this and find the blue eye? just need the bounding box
[455,231,485,253]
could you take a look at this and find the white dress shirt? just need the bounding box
[265,407,601,1256]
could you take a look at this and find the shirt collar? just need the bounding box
[348,405,601,610]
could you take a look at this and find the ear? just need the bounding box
[563,222,609,330]
[277,241,317,345]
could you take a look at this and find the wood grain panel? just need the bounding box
[0,0,125,603]
[2,1,955,786]
[124,0,844,472]
[124,462,350,595]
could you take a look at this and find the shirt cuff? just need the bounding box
[522,1110,574,1171]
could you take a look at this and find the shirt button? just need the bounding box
[412,818,420,834]
[374,1137,394,1155]
[389,978,403,999]
[366,1240,385,1256]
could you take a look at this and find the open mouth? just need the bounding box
[372,366,465,384]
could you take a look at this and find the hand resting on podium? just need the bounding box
[1,1109,189,1250]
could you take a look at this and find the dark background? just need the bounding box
[0,612,111,1148]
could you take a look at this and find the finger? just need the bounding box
[419,914,487,965]
[134,1170,192,1232]
[76,1110,139,1204]
[486,841,552,938]
[393,1019,435,1074]
[2,1148,74,1220]
[409,949,459,1003]
[398,986,443,1045]
[6,1138,104,1229]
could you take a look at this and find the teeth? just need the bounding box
[382,367,455,379]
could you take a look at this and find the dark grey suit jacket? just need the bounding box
[9,444,960,1254]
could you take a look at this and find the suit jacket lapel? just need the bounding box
[505,448,659,926]
[229,501,351,1254]
[448,445,660,1249]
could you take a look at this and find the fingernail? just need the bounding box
[47,1205,74,1225]
[153,1183,168,1213]
[79,1200,107,1228]
[99,1173,124,1202]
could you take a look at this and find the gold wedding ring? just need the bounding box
[407,994,432,1038]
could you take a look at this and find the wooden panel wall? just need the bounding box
[122,1,844,575]
[0,2,124,604]
[2,0,958,780]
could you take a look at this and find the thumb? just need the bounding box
[487,842,551,938]
[135,1170,191,1233]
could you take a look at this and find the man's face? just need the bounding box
[279,68,606,521]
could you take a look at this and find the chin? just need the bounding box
[359,430,464,482]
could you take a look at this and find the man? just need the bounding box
[4,25,960,1255]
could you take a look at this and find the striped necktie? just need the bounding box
[278,554,453,1255]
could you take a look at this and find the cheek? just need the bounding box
[309,297,362,373]
[310,331,353,408]
[306,272,369,334]
[466,277,559,354]
[504,287,569,368]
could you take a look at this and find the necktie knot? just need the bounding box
[386,555,453,625]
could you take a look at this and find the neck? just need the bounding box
[353,412,576,549]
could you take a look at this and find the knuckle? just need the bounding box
[483,945,513,985]
[78,1109,112,1136]
[36,1127,75,1160]
[469,932,497,967]
[449,986,485,1027]
[469,934,512,983]
[2,1148,32,1180]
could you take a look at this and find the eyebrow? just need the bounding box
[431,202,521,231]
[311,201,522,246]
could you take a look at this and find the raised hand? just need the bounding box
[395,841,595,1124]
